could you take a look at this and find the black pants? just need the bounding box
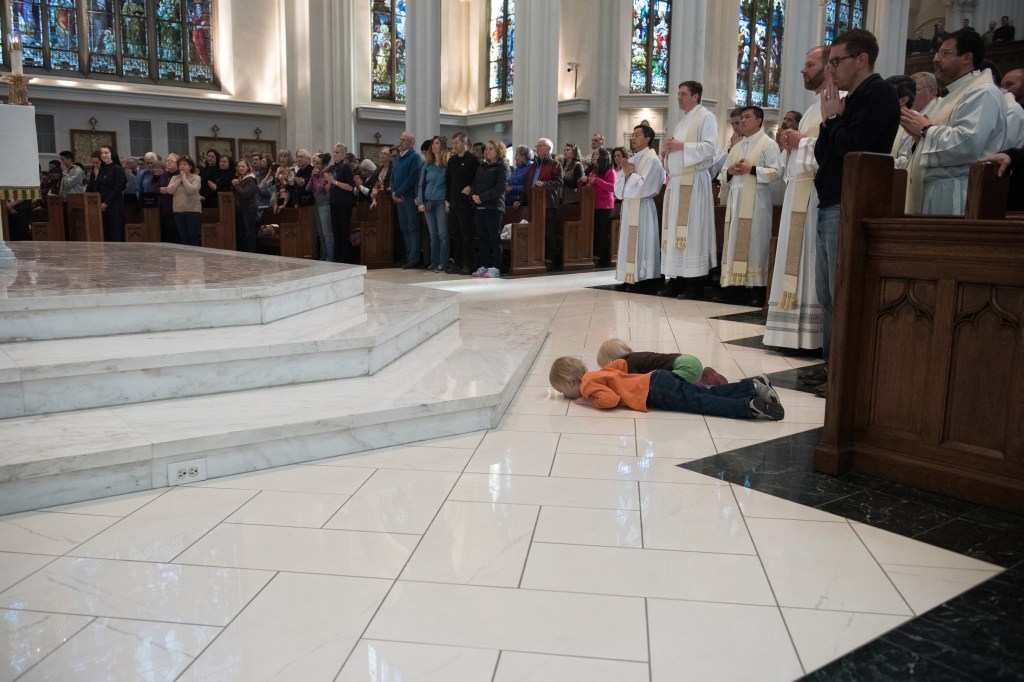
[475,207,503,270]
[331,202,359,264]
[159,213,180,244]
[593,207,612,267]
[449,198,476,269]
[543,206,559,263]
[235,210,258,253]
[103,203,125,242]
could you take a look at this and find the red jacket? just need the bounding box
[522,157,563,207]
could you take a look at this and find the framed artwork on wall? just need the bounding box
[70,130,118,163]
[195,136,236,162]
[237,139,277,164]
[360,142,391,162]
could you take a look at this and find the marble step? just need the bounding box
[0,282,459,419]
[0,308,549,515]
[0,243,365,342]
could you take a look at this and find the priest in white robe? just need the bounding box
[893,72,941,170]
[900,31,1006,215]
[614,124,666,287]
[657,80,719,299]
[765,46,828,350]
[718,106,782,304]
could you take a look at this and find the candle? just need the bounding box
[10,34,23,77]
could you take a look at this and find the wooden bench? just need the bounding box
[30,195,67,241]
[815,153,1023,513]
[125,204,161,243]
[256,201,316,259]
[503,185,546,276]
[201,192,237,251]
[354,192,396,269]
[559,185,595,272]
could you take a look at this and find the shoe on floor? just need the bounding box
[471,267,487,278]
[656,280,684,297]
[401,261,421,269]
[749,397,785,421]
[459,265,473,275]
[798,364,828,386]
[751,374,781,404]
[483,267,501,278]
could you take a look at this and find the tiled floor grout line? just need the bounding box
[12,614,98,682]
[846,519,918,618]
[318,468,382,530]
[166,489,261,565]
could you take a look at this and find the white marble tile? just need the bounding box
[0,609,94,681]
[416,430,487,449]
[494,651,649,682]
[19,617,220,682]
[192,462,375,495]
[316,444,474,472]
[42,489,167,517]
[506,384,572,416]
[179,573,392,682]
[365,581,649,662]
[449,473,640,510]
[634,418,718,459]
[0,511,117,555]
[882,564,999,615]
[0,556,272,625]
[746,518,913,615]
[464,431,559,476]
[402,501,538,587]
[648,599,804,681]
[533,506,643,548]
[69,486,257,562]
[781,607,908,674]
[497,413,636,436]
[174,523,418,578]
[337,640,499,682]
[522,543,775,605]
[851,522,1002,570]
[556,433,638,457]
[733,484,847,523]
[0,551,53,593]
[324,469,459,534]
[551,453,714,484]
[225,490,350,528]
[640,481,757,555]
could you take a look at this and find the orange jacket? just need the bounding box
[580,359,652,412]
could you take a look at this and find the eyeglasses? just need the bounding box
[935,49,959,58]
[827,53,859,68]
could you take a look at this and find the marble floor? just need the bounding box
[0,267,1012,681]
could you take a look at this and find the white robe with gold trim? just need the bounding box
[614,146,665,283]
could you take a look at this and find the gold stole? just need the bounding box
[622,149,655,284]
[663,107,708,252]
[780,108,822,309]
[905,70,991,213]
[722,132,771,286]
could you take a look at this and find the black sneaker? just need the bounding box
[798,365,828,386]
[749,397,784,421]
[751,374,781,404]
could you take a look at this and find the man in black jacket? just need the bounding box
[445,133,480,274]
[801,29,900,395]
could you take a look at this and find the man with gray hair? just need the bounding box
[521,137,562,268]
[135,151,160,201]
[391,131,425,267]
[893,72,940,170]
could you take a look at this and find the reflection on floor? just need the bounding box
[0,267,1018,681]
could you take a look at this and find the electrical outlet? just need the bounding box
[167,458,207,485]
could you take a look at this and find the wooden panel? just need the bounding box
[31,195,66,241]
[0,200,8,241]
[125,207,161,243]
[201,192,236,251]
[67,193,103,242]
[357,192,395,269]
[562,185,595,272]
[508,186,546,276]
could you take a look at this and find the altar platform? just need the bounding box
[0,243,548,514]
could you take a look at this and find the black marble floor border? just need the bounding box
[677,367,1024,678]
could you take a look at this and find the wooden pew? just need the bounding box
[814,153,1024,513]
[354,192,395,269]
[66,193,104,241]
[505,185,546,276]
[256,202,316,259]
[201,192,236,251]
[31,195,67,241]
[125,205,161,243]
[560,185,595,272]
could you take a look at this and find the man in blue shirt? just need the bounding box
[390,131,426,267]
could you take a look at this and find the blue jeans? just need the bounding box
[815,205,840,363]
[396,196,421,264]
[315,201,334,261]
[646,370,756,419]
[175,212,202,246]
[422,201,450,268]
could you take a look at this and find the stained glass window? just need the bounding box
[824,0,865,45]
[735,0,784,108]
[4,0,217,87]
[488,0,513,105]
[630,0,670,94]
[371,0,405,102]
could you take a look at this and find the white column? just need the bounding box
[704,1,741,146]
[405,0,442,144]
[778,0,822,117]
[665,0,708,133]
[588,0,628,146]
[513,0,561,148]
[307,0,355,151]
[282,0,312,149]
[870,0,911,77]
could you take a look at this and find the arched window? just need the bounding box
[371,0,405,102]
[735,0,784,108]
[3,0,216,86]
[824,0,866,45]
[488,0,513,105]
[629,0,670,94]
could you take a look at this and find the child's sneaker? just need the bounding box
[483,267,501,278]
[749,397,784,421]
[471,267,487,278]
[751,374,781,404]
